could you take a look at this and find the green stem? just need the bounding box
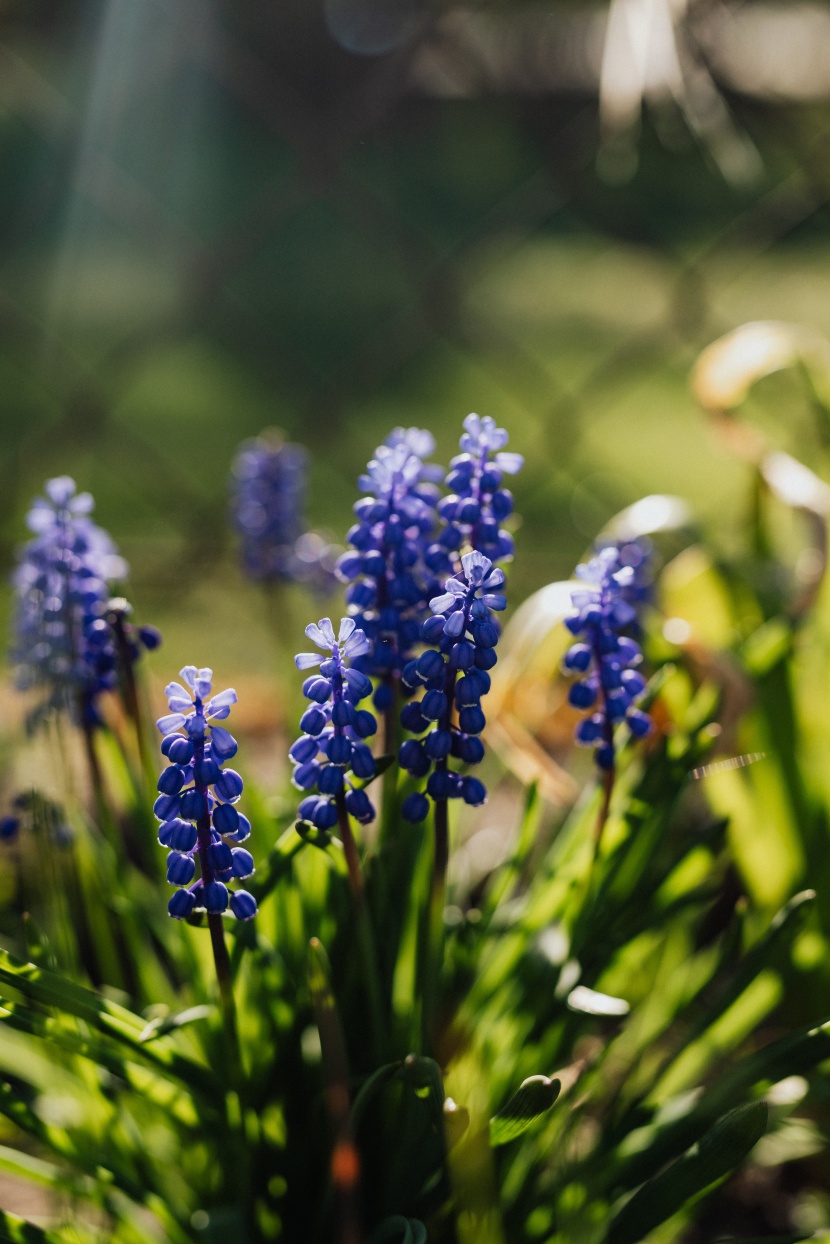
[109,607,151,779]
[208,912,243,1079]
[336,793,385,1064]
[594,767,615,863]
[81,718,107,826]
[425,790,449,1049]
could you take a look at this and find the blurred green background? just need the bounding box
[3,0,830,694]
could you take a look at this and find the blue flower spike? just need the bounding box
[12,476,142,730]
[398,550,506,822]
[292,617,379,830]
[431,413,524,572]
[231,434,333,588]
[154,668,256,922]
[564,541,653,772]
[336,430,441,712]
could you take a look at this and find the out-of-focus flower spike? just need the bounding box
[563,539,653,772]
[12,477,159,731]
[231,432,335,588]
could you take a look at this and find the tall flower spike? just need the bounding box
[12,477,156,729]
[563,540,653,771]
[430,413,524,573]
[155,668,256,921]
[336,431,441,711]
[397,550,506,822]
[231,433,333,587]
[292,618,379,829]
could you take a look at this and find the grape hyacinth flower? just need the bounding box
[231,433,332,587]
[12,476,140,729]
[335,432,440,712]
[564,542,653,772]
[291,618,378,831]
[398,550,506,822]
[431,414,523,572]
[155,667,256,922]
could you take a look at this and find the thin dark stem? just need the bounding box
[336,793,384,1062]
[109,610,150,777]
[594,766,615,860]
[207,911,240,1057]
[423,613,466,1045]
[193,717,242,1078]
[81,718,107,824]
[591,630,617,863]
[424,786,450,1050]
[432,787,450,911]
[336,792,365,904]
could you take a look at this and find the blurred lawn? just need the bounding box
[8,232,830,681]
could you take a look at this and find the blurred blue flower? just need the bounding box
[155,667,256,921]
[0,816,20,842]
[292,617,379,830]
[12,477,131,729]
[564,541,653,770]
[231,434,334,587]
[398,550,505,821]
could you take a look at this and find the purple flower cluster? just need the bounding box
[435,414,523,568]
[291,618,379,829]
[564,542,652,771]
[231,435,332,587]
[397,551,505,822]
[335,430,441,709]
[12,477,157,729]
[291,414,523,831]
[155,667,256,921]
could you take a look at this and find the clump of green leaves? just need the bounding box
[3,356,830,1242]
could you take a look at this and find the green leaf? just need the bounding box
[651,890,816,1099]
[712,1236,813,1244]
[249,826,308,900]
[139,1005,214,1042]
[0,1075,152,1205]
[0,949,212,1097]
[350,1061,404,1135]
[485,782,540,912]
[741,616,793,676]
[386,1057,448,1217]
[615,1017,830,1192]
[294,820,332,849]
[0,1143,95,1199]
[369,1217,427,1244]
[0,998,202,1125]
[0,1206,64,1243]
[490,1075,561,1147]
[607,1102,768,1244]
